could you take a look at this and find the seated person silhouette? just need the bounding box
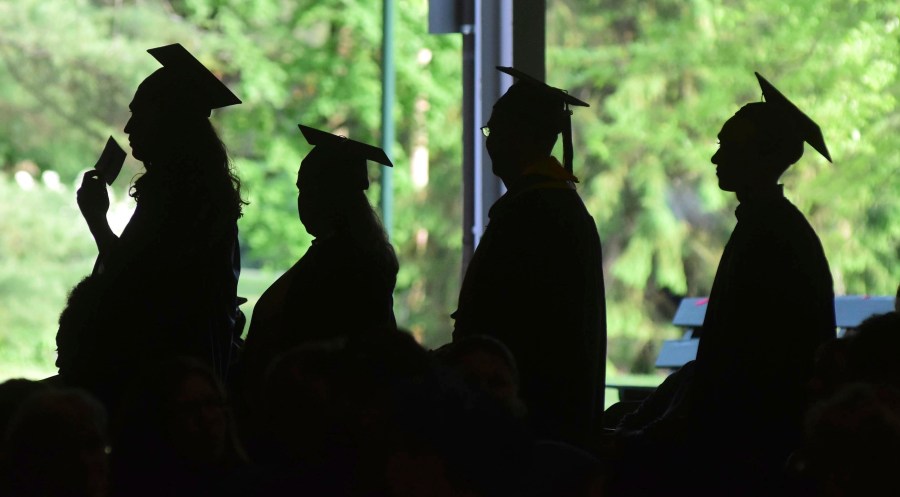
[239,125,399,396]
[452,67,606,448]
[433,335,527,420]
[687,72,837,491]
[56,43,245,405]
[112,357,247,497]
[4,389,110,497]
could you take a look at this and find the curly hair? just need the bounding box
[130,117,245,221]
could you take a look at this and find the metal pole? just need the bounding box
[461,0,476,274]
[472,0,511,252]
[381,0,395,239]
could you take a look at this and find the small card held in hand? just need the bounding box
[94,136,126,185]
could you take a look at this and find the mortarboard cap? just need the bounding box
[146,43,241,116]
[754,72,831,163]
[494,66,589,173]
[298,124,393,191]
[496,66,589,109]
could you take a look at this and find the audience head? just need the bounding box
[846,312,900,388]
[115,357,243,471]
[895,282,899,312]
[0,378,49,435]
[434,336,526,419]
[339,329,437,436]
[353,332,530,497]
[800,383,900,497]
[56,276,101,373]
[809,338,852,402]
[258,341,347,464]
[4,388,110,497]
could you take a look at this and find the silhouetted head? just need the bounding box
[711,103,805,193]
[0,378,50,439]
[4,389,109,497]
[124,44,239,167]
[712,72,831,195]
[259,342,346,464]
[296,145,373,237]
[295,127,394,265]
[487,67,588,183]
[809,338,852,402]
[124,69,211,165]
[56,276,102,373]
[124,44,244,218]
[434,336,525,418]
[846,312,900,388]
[115,357,244,472]
[801,383,900,497]
[488,85,562,179]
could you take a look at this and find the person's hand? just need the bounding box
[77,170,110,225]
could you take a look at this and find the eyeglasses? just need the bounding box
[480,126,490,137]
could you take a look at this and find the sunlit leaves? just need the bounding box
[549,0,900,372]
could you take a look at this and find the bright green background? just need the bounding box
[1,0,897,385]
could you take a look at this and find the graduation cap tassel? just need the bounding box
[562,114,574,174]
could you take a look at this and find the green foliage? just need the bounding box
[0,176,95,378]
[0,0,464,377]
[198,0,465,343]
[0,0,896,380]
[548,0,900,372]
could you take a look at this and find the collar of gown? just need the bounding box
[521,155,579,184]
[490,156,579,219]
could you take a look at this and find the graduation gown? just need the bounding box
[693,185,835,457]
[57,182,242,404]
[453,158,607,446]
[240,232,397,385]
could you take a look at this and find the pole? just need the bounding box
[381,0,396,239]
[461,0,475,274]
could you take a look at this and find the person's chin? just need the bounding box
[491,160,512,179]
[129,145,144,162]
[717,178,736,192]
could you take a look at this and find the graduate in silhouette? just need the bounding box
[683,73,837,494]
[453,67,606,447]
[239,125,398,395]
[57,44,244,405]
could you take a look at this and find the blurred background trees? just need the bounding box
[0,0,897,379]
[547,0,900,371]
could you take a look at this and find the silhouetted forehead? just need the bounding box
[129,69,180,113]
[719,111,762,146]
[494,82,568,124]
[299,145,369,192]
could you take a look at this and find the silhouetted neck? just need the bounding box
[735,185,786,222]
[735,183,783,205]
[310,229,338,245]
